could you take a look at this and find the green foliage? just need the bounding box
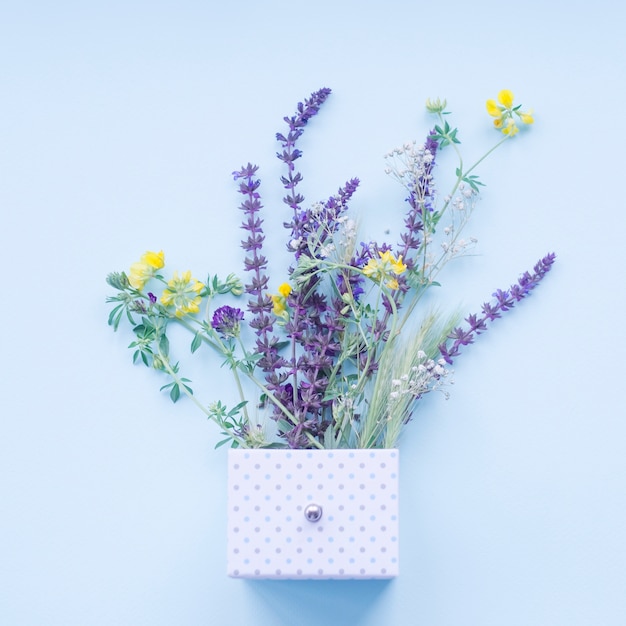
[160,376,193,403]
[456,168,485,192]
[210,400,249,449]
[190,332,203,354]
[432,120,460,148]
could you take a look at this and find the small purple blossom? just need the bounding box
[212,305,244,338]
[130,299,148,314]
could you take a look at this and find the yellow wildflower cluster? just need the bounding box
[128,250,165,290]
[160,270,204,318]
[486,89,534,136]
[126,249,204,318]
[271,282,292,316]
[363,251,407,290]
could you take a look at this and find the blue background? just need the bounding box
[2,1,625,624]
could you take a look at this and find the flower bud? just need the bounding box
[425,97,447,114]
[106,271,130,290]
[221,273,244,296]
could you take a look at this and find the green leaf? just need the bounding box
[190,332,203,353]
[462,174,485,192]
[107,304,124,330]
[277,419,292,433]
[140,316,155,331]
[228,401,248,417]
[169,384,180,403]
[159,333,169,356]
[133,323,147,335]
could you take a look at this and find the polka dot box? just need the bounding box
[227,448,399,579]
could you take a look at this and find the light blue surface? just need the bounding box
[2,1,625,624]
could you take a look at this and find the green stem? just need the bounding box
[155,344,250,449]
[172,315,251,423]
[356,282,400,449]
[305,432,324,450]
[155,308,303,431]
[433,112,509,228]
[463,135,510,179]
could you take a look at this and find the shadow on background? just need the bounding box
[246,579,393,625]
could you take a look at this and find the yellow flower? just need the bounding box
[271,283,292,316]
[363,250,406,289]
[519,110,534,125]
[128,250,165,290]
[142,250,165,269]
[502,118,519,137]
[160,270,204,318]
[278,282,292,297]
[383,251,407,275]
[497,89,514,108]
[486,90,534,136]
[271,294,287,315]
[486,99,501,118]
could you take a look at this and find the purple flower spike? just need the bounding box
[439,253,556,364]
[212,305,244,338]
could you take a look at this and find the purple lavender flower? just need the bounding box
[235,91,335,446]
[212,305,244,338]
[232,90,555,449]
[235,162,287,377]
[278,88,332,244]
[439,253,556,364]
[270,88,350,444]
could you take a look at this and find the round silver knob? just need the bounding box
[303,503,323,523]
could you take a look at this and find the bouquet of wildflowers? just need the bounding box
[106,88,555,450]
